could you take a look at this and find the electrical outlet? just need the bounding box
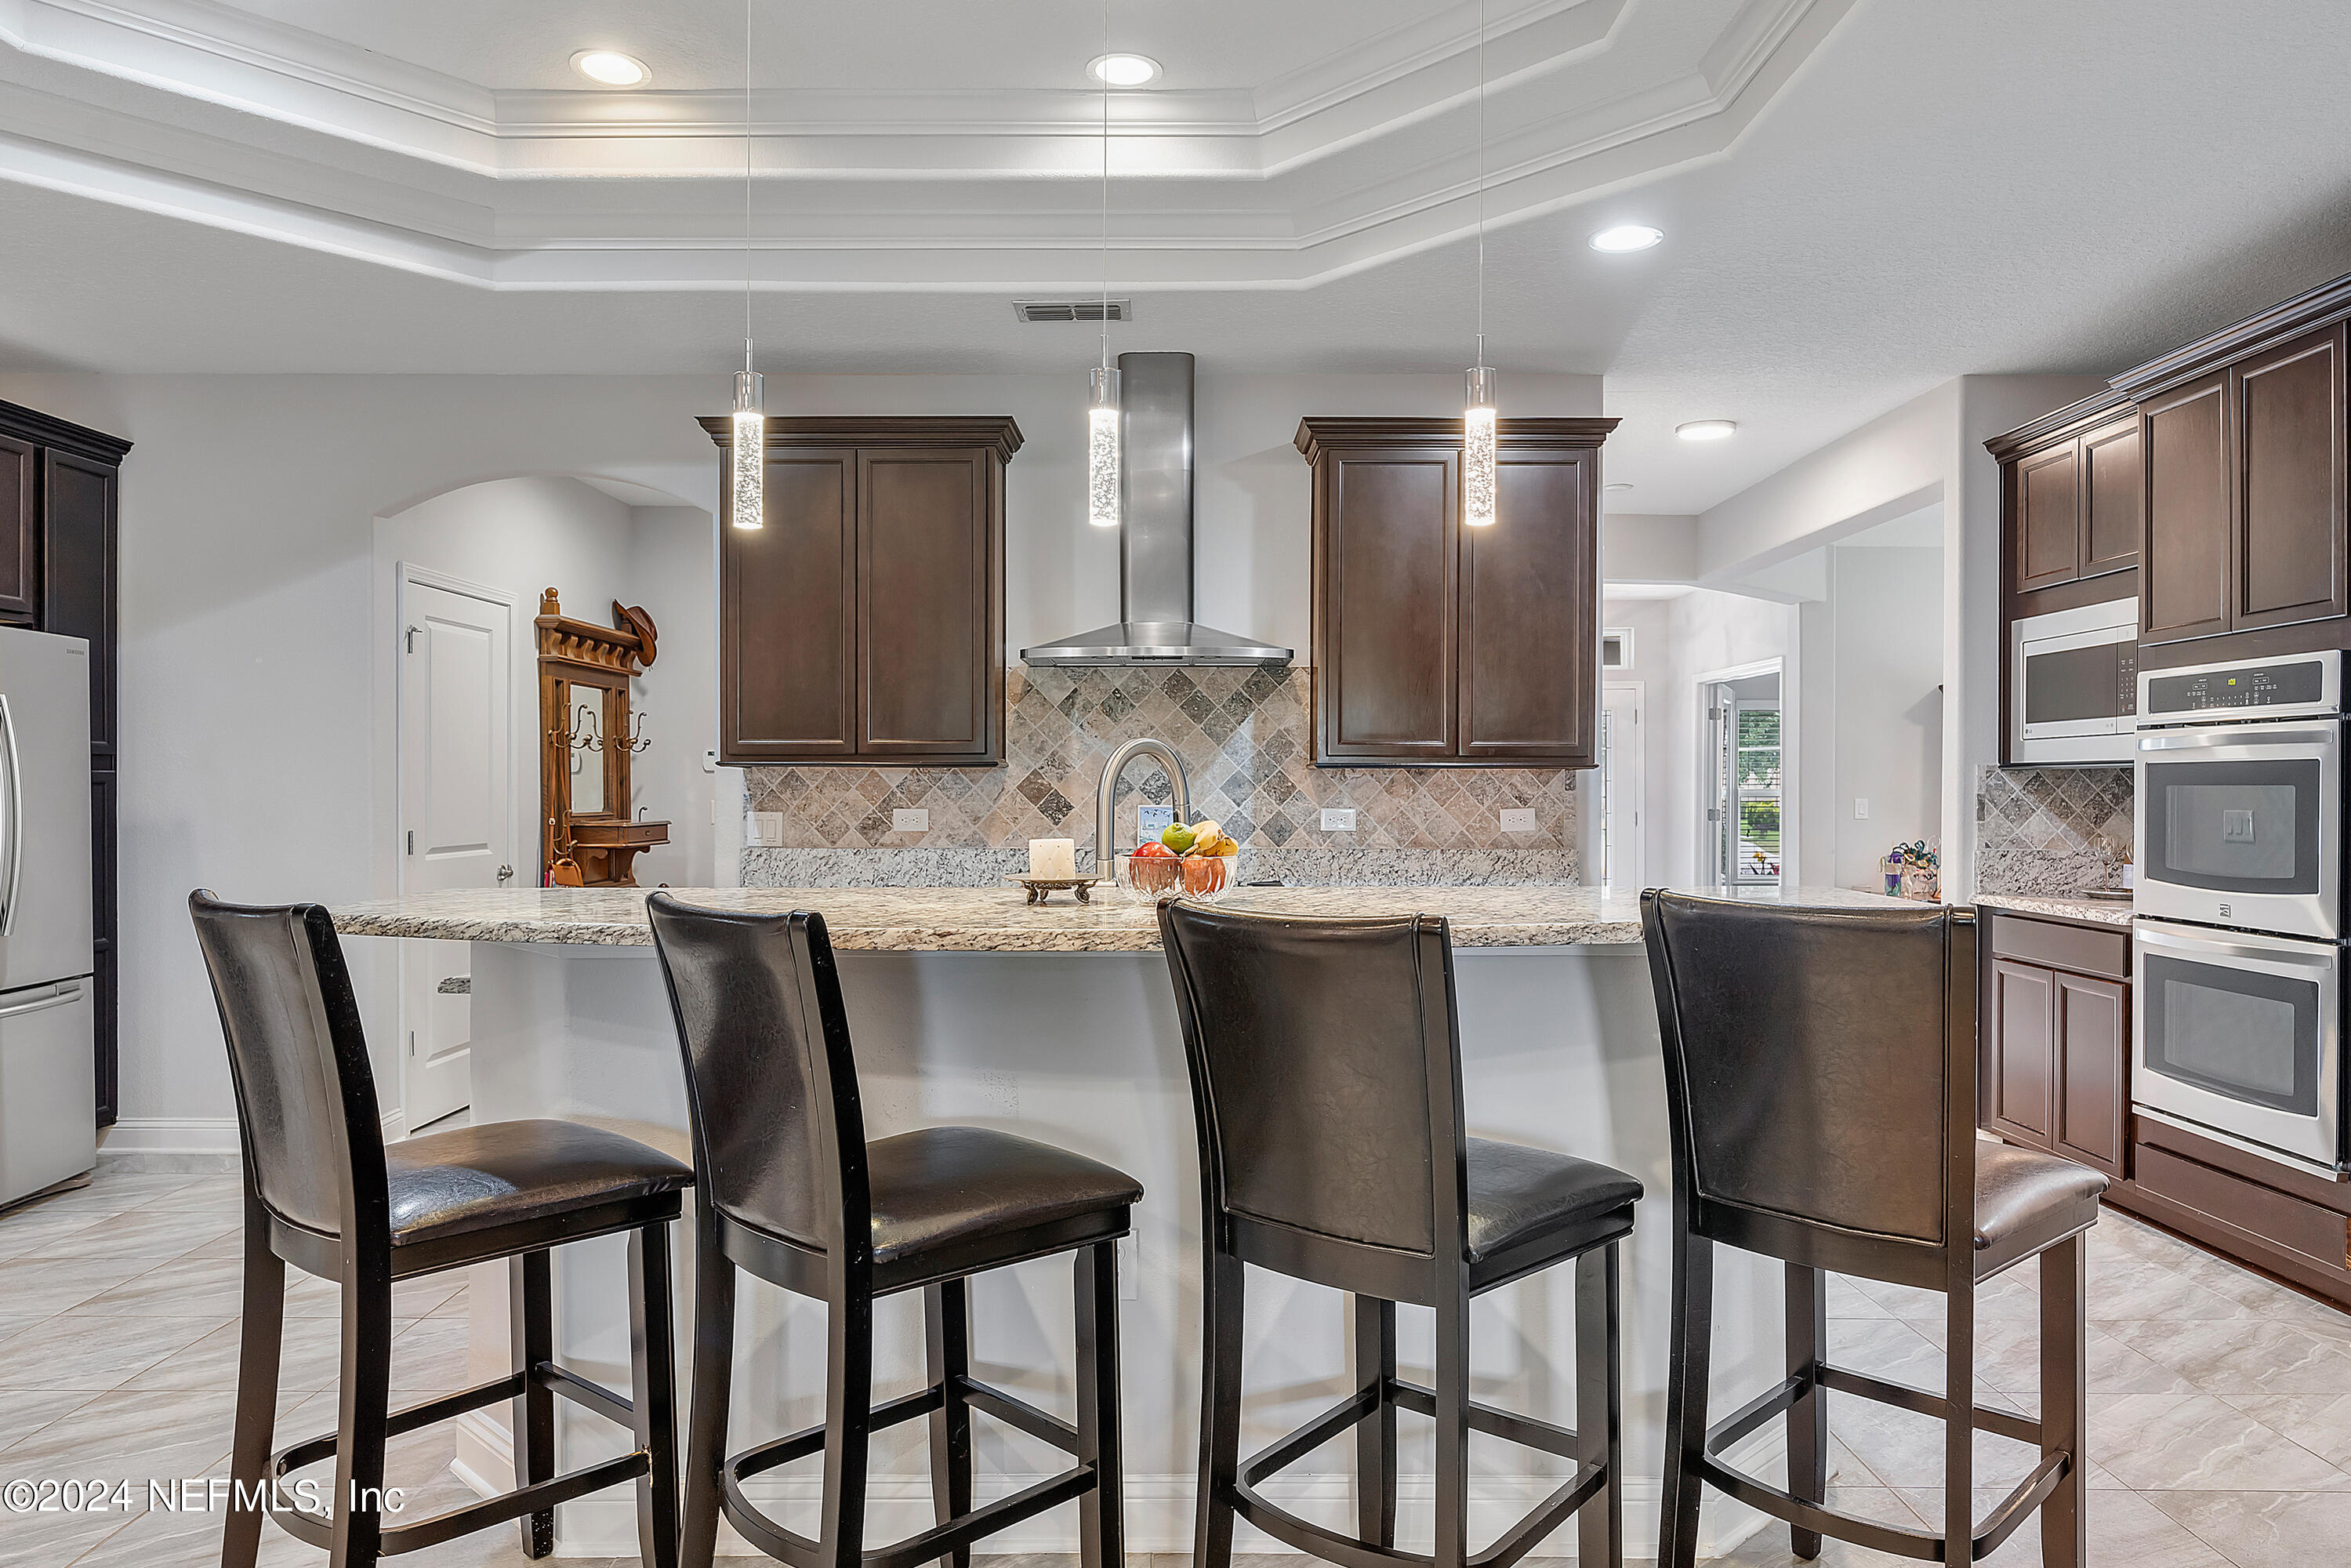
[747,811,784,847]
[1499,808,1539,833]
[892,808,930,833]
[1116,1236,1139,1301]
[1137,804,1176,840]
[1321,808,1356,833]
[1854,798,1870,820]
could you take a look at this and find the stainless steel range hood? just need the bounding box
[1021,351,1293,667]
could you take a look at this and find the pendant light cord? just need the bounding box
[743,0,753,374]
[1101,0,1112,372]
[1475,0,1486,368]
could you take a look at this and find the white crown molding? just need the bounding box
[0,0,1855,292]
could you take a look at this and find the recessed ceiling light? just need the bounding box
[1676,419,1737,442]
[571,49,650,87]
[1589,224,1663,252]
[1088,53,1162,87]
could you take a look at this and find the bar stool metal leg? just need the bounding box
[1576,1243,1624,1568]
[1195,1250,1245,1568]
[2041,1235,2087,1568]
[1433,1289,1471,1568]
[680,1203,736,1568]
[1785,1263,1828,1560]
[223,1194,286,1568]
[1658,1229,1714,1568]
[924,1279,974,1568]
[329,1265,394,1567]
[512,1250,557,1558]
[1074,1240,1123,1568]
[1943,1271,1975,1564]
[817,1288,876,1568]
[1352,1295,1398,1551]
[631,1225,684,1568]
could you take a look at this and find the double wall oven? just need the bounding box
[2132,651,2348,1175]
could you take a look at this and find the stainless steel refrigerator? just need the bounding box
[0,628,94,1207]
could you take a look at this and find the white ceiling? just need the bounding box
[6,0,2351,513]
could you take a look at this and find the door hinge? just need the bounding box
[408,1030,416,1058]
[1707,808,1721,822]
[406,830,414,855]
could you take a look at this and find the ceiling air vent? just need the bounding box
[1014,299,1134,324]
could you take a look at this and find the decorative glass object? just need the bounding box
[1464,365,1498,528]
[731,362,764,531]
[1087,364,1121,529]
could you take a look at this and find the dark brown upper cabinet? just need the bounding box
[700,416,1019,766]
[1296,416,1616,768]
[1988,389,2141,608]
[0,433,34,623]
[2113,274,2351,666]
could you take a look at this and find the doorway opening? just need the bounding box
[1594,682,1645,891]
[1700,662,1784,890]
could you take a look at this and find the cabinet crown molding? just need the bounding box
[0,400,132,463]
[1293,416,1618,462]
[2111,267,2351,401]
[696,414,1023,460]
[1983,388,2135,462]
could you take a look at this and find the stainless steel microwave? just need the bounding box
[2010,598,2138,764]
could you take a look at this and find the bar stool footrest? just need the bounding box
[1231,1381,1607,1568]
[263,1367,651,1556]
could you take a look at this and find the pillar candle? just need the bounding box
[1029,838,1077,880]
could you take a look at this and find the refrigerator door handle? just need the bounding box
[0,980,80,1021]
[0,693,17,937]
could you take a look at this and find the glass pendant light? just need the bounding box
[730,0,765,531]
[1463,0,1498,528]
[1085,0,1120,530]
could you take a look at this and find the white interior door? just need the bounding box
[397,572,514,1133]
[1597,683,1644,891]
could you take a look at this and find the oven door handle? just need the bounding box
[2135,928,2341,968]
[2137,728,2339,751]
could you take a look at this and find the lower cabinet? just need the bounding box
[1979,912,2129,1181]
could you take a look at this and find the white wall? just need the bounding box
[1826,544,1944,888]
[628,506,720,888]
[0,366,1597,1142]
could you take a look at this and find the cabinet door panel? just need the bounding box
[42,452,116,760]
[1460,452,1595,762]
[723,450,858,760]
[2233,325,2347,630]
[1319,453,1457,759]
[2017,440,2083,590]
[2055,971,2127,1178]
[858,448,990,758]
[0,434,32,622]
[2140,373,2232,644]
[1989,958,2056,1144]
[2081,417,2143,579]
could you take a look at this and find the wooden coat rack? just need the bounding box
[537,588,669,886]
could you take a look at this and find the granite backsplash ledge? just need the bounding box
[741,665,1579,887]
[1975,764,2134,895]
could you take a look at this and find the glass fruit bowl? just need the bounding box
[1115,851,1239,902]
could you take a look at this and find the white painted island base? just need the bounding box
[441,938,1794,1561]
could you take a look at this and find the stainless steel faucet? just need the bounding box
[1094,738,1192,871]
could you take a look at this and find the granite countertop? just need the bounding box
[331,884,1910,953]
[1972,891,2137,928]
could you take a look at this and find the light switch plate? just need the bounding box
[892,808,930,833]
[1321,808,1357,832]
[1137,804,1176,840]
[1499,808,1539,833]
[747,811,784,847]
[1854,798,1870,819]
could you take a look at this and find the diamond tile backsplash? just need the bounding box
[1974,765,2135,895]
[741,665,1580,886]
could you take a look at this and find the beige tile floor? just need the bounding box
[2,1167,2349,1566]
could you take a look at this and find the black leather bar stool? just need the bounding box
[190,892,693,1568]
[645,894,1144,1568]
[1158,902,1642,1568]
[1641,892,2108,1568]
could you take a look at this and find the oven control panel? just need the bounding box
[2141,652,2341,724]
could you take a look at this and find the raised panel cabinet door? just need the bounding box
[2081,416,2143,579]
[721,449,858,760]
[1460,450,1597,763]
[2139,372,2232,644]
[41,450,116,759]
[1317,452,1458,760]
[2233,324,2348,631]
[1988,958,2056,1145]
[0,434,33,622]
[2016,439,2084,591]
[2054,971,2128,1179]
[858,448,993,759]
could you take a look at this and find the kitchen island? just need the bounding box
[332,884,1903,1559]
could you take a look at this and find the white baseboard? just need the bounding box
[95,1117,241,1171]
[452,1411,1786,1560]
